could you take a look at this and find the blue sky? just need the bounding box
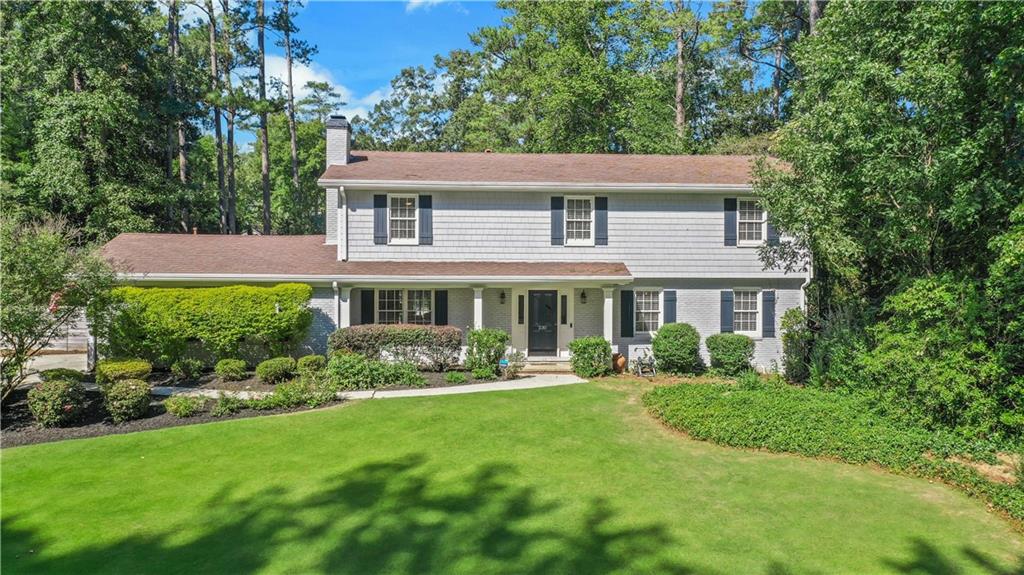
[223,0,505,147]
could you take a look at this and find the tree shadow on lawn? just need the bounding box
[4,455,1022,575]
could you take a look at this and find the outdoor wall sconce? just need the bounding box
[499,291,506,304]
[580,290,587,304]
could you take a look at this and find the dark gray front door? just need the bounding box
[528,290,557,356]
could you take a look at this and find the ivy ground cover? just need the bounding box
[3,383,1021,573]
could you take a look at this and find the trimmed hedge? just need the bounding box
[568,337,612,378]
[96,359,152,385]
[89,283,313,367]
[103,379,151,423]
[215,359,247,381]
[643,383,1024,522]
[256,357,296,384]
[466,328,509,373]
[328,324,462,371]
[705,333,755,376]
[325,352,426,390]
[651,323,703,374]
[28,379,87,427]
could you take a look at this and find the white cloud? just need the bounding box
[405,0,467,14]
[262,55,389,119]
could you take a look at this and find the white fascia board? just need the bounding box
[316,179,752,194]
[117,272,634,286]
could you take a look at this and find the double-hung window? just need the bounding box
[737,199,766,245]
[377,289,433,324]
[388,194,418,245]
[634,290,661,334]
[565,196,594,246]
[733,289,760,336]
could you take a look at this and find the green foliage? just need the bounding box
[651,323,703,375]
[211,394,246,417]
[102,379,151,424]
[471,366,498,380]
[465,329,509,373]
[90,284,313,366]
[503,350,526,380]
[568,337,612,378]
[780,307,811,384]
[39,368,84,383]
[643,382,1024,522]
[705,334,755,377]
[249,376,338,410]
[445,371,467,385]
[987,202,1024,430]
[328,324,462,371]
[27,379,87,428]
[807,308,869,388]
[296,354,327,378]
[163,395,205,418]
[0,218,114,403]
[255,357,296,385]
[214,359,248,381]
[171,358,204,381]
[96,359,152,386]
[325,352,426,390]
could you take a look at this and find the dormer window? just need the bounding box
[388,194,418,245]
[565,196,594,246]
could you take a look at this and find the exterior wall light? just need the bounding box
[580,290,587,304]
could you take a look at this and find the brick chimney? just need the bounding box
[325,115,352,166]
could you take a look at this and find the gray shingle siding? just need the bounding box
[342,190,794,278]
[325,188,338,245]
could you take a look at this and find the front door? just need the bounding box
[528,290,558,356]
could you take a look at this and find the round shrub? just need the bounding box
[466,328,509,372]
[651,323,703,374]
[103,379,152,423]
[96,358,152,385]
[568,337,612,378]
[256,357,296,384]
[171,358,204,381]
[706,333,755,376]
[164,395,204,418]
[39,368,85,383]
[297,354,327,377]
[215,358,247,381]
[27,379,87,427]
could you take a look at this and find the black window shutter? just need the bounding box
[360,289,375,324]
[720,290,734,332]
[724,198,737,247]
[663,290,676,324]
[434,290,448,325]
[373,195,387,245]
[767,221,779,246]
[620,290,634,338]
[419,195,433,245]
[551,196,564,246]
[595,197,608,245]
[560,294,568,324]
[517,295,525,325]
[762,290,776,337]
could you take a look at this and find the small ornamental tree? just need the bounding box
[1,218,115,403]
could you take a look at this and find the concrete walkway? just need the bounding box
[149,374,585,401]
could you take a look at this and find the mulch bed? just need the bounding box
[157,373,277,392]
[1,388,337,449]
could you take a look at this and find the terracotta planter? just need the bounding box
[612,353,627,373]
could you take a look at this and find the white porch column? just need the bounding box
[338,286,351,329]
[473,287,484,329]
[603,287,615,343]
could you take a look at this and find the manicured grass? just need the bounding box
[3,383,1022,574]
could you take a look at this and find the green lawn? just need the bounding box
[3,383,1022,574]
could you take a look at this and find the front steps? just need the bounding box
[521,358,574,374]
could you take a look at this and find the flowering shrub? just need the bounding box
[27,379,87,427]
[103,379,151,423]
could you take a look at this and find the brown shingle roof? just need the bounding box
[102,234,631,279]
[319,151,759,186]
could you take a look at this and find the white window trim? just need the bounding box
[632,287,663,336]
[732,287,761,338]
[737,197,767,248]
[375,288,434,325]
[387,193,419,245]
[564,195,595,247]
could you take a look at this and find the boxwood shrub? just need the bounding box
[705,333,755,376]
[96,359,152,385]
[651,323,703,374]
[39,368,85,383]
[328,324,462,371]
[568,337,612,378]
[255,357,296,384]
[215,358,247,381]
[103,379,151,423]
[297,354,327,377]
[89,283,313,367]
[28,379,88,427]
[465,328,509,373]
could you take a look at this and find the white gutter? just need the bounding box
[117,272,634,285]
[316,179,752,194]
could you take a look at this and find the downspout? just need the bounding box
[800,255,813,311]
[336,187,348,261]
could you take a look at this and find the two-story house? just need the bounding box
[103,115,809,369]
